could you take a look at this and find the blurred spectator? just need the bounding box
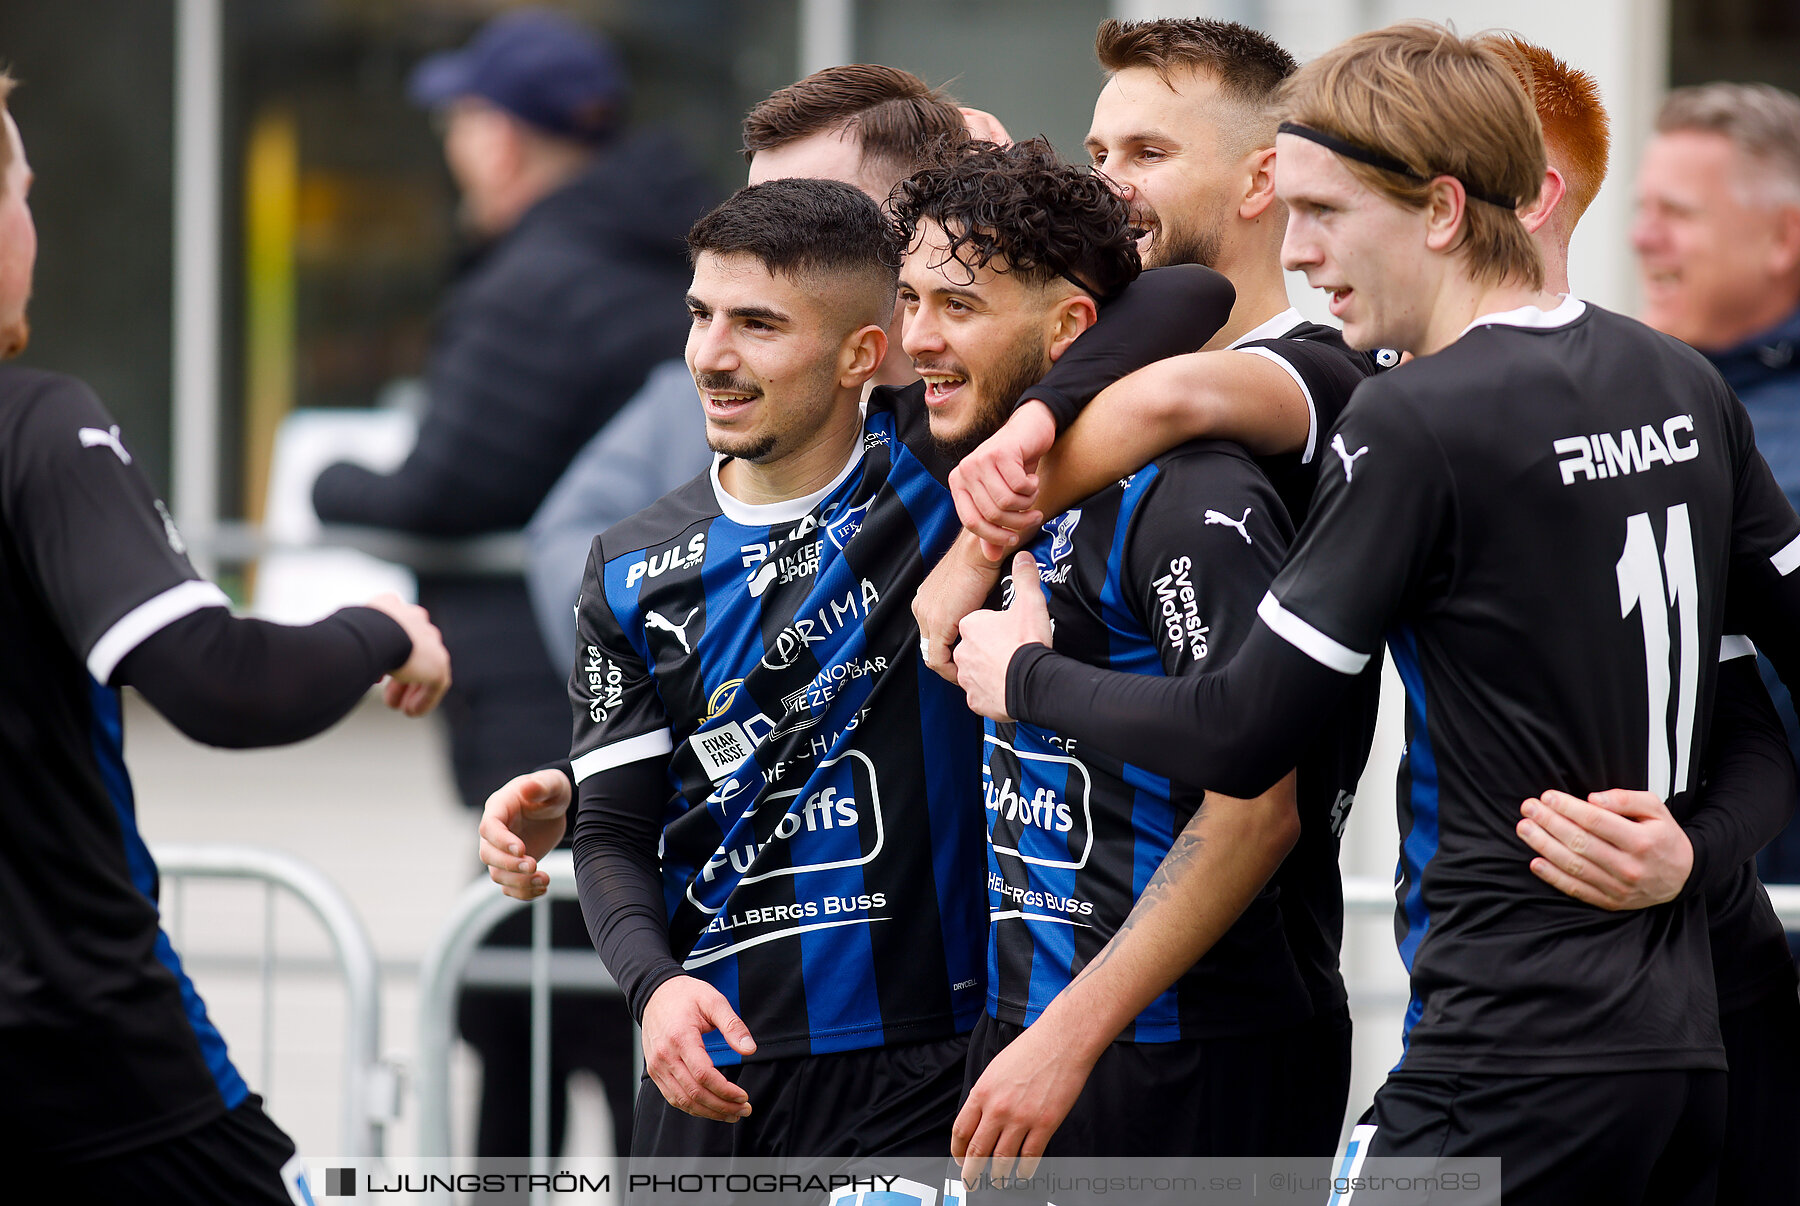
[310,8,714,1162]
[1633,81,1800,941]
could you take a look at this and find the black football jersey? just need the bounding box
[1231,311,1384,1019]
[1010,298,1800,1076]
[0,367,245,1159]
[1263,299,1800,1074]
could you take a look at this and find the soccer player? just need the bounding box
[953,23,1800,1202]
[482,154,1233,1162]
[893,156,1312,1158]
[0,79,451,1202]
[917,19,1382,1159]
[1492,38,1800,1206]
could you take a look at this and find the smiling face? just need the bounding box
[1632,129,1800,351]
[684,251,860,464]
[1277,133,1434,352]
[897,218,1070,458]
[1085,65,1236,269]
[0,112,36,359]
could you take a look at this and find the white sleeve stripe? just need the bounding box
[572,730,675,782]
[1773,532,1800,577]
[1236,345,1319,465]
[87,580,231,683]
[1257,591,1371,674]
[1720,635,1757,662]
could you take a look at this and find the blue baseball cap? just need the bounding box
[408,8,627,143]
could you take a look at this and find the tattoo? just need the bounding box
[1067,828,1208,989]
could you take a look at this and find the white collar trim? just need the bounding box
[1228,307,1306,349]
[1458,294,1586,339]
[709,439,866,527]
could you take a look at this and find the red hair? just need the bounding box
[1486,36,1610,224]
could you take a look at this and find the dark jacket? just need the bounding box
[310,131,714,808]
[313,131,715,535]
[1712,305,1800,897]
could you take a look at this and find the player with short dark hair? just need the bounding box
[0,77,450,1203]
[742,63,969,195]
[479,161,1234,1164]
[953,22,1800,1202]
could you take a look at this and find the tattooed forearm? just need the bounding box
[1068,828,1209,989]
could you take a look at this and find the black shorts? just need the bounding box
[1719,985,1800,1206]
[630,1032,968,1160]
[962,1012,1306,1158]
[42,1094,306,1205]
[1356,1067,1726,1206]
[1280,1006,1353,1157]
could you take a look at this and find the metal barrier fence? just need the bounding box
[151,843,397,1158]
[152,842,1800,1172]
[415,850,633,1171]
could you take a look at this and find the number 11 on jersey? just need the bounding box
[1616,504,1700,801]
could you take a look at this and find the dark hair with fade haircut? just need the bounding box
[889,138,1142,301]
[742,64,969,183]
[687,178,901,316]
[1096,18,1296,150]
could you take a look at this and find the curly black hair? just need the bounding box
[889,138,1141,301]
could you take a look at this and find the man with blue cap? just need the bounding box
[312,5,716,1169]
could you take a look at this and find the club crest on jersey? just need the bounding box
[1330,432,1369,482]
[824,496,874,550]
[625,533,706,588]
[1374,347,1402,368]
[78,424,133,465]
[1204,506,1253,544]
[1032,508,1082,585]
[1153,556,1210,663]
[1553,415,1700,486]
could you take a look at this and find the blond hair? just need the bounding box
[1280,21,1545,289]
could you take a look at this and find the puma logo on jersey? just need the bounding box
[645,607,699,654]
[1330,433,1369,481]
[1204,507,1253,544]
[78,425,132,465]
[1553,415,1700,486]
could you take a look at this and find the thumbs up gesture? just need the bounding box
[954,552,1054,722]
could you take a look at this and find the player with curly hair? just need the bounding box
[892,138,1319,1168]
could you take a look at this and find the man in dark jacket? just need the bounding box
[311,8,714,1164]
[1633,81,1800,938]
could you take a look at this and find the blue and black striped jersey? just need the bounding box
[984,440,1312,1040]
[570,389,987,1062]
